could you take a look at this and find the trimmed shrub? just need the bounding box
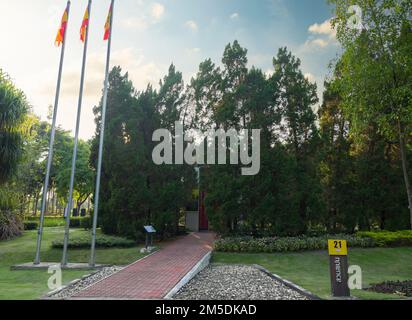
[51,233,136,249]
[80,215,93,230]
[214,234,376,253]
[357,230,412,247]
[23,221,38,230]
[69,217,81,228]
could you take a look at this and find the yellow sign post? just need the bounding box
[328,239,350,297]
[328,240,348,256]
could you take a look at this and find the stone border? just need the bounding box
[42,269,103,300]
[253,264,322,300]
[164,251,212,300]
[11,262,108,271]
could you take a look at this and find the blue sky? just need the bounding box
[0,0,340,139]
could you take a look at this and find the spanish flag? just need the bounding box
[80,6,90,42]
[55,7,69,46]
[103,3,113,41]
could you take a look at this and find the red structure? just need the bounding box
[199,191,209,230]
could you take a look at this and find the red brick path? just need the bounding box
[74,232,215,300]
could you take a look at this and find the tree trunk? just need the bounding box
[33,193,39,216]
[51,189,55,215]
[397,120,412,230]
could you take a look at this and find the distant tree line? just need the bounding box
[91,0,411,238]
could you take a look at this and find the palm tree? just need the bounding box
[0,69,28,185]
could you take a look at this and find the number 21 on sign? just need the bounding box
[328,239,348,256]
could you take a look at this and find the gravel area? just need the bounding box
[174,265,308,300]
[49,266,123,299]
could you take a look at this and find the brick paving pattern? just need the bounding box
[74,232,215,300]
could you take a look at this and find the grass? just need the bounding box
[0,227,146,300]
[212,247,412,300]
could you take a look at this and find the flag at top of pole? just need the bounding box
[104,3,113,40]
[55,5,69,46]
[80,5,90,42]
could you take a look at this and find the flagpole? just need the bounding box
[61,0,92,267]
[90,0,115,267]
[34,0,71,265]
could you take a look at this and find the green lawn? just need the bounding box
[213,247,412,300]
[0,227,145,300]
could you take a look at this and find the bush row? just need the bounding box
[357,230,412,247]
[25,216,66,227]
[24,216,92,229]
[51,233,136,249]
[214,234,377,253]
[215,231,412,253]
[23,221,38,230]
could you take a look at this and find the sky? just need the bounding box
[0,0,340,140]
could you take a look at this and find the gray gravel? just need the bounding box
[174,265,308,300]
[49,266,123,299]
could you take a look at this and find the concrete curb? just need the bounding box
[164,251,212,300]
[253,264,322,300]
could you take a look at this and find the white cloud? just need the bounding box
[304,38,329,49]
[185,20,198,32]
[230,13,239,20]
[151,3,165,21]
[308,19,336,39]
[300,18,339,52]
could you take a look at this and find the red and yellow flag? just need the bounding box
[80,7,90,42]
[103,3,113,41]
[55,7,69,46]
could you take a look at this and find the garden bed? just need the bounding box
[215,231,412,253]
[366,280,412,297]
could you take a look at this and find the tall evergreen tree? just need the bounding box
[271,48,322,233]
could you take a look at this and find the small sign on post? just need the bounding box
[328,239,350,298]
[142,225,156,253]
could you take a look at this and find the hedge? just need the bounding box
[25,216,66,227]
[25,216,91,229]
[215,234,376,253]
[23,221,38,230]
[214,231,412,253]
[51,233,136,249]
[357,230,412,247]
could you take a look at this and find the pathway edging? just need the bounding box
[253,264,322,300]
[164,251,212,300]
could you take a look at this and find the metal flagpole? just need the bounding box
[90,0,115,267]
[34,0,71,265]
[61,0,92,267]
